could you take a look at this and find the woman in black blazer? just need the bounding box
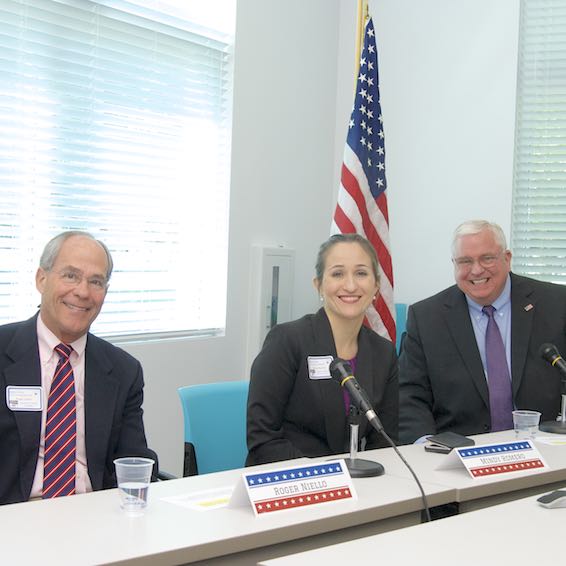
[246,234,398,466]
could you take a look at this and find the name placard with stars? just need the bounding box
[436,440,548,478]
[229,459,356,517]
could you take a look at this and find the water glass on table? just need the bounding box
[512,410,541,439]
[114,457,154,516]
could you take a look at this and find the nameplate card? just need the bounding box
[436,440,548,478]
[229,459,356,516]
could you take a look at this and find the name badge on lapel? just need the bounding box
[307,356,333,380]
[6,386,43,411]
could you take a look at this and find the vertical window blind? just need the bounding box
[511,0,566,284]
[0,0,235,339]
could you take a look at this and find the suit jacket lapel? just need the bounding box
[443,287,490,407]
[3,315,42,498]
[510,273,534,396]
[311,309,348,454]
[84,335,118,490]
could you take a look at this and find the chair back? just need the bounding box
[178,380,249,475]
[395,303,408,354]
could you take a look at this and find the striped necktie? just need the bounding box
[43,343,77,498]
[482,305,513,431]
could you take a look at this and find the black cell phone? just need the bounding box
[424,443,452,454]
[428,432,475,449]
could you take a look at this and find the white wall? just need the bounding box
[334,0,520,304]
[119,0,521,476]
[120,0,341,476]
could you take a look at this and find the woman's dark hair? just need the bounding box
[314,233,380,286]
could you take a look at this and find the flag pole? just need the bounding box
[335,1,396,341]
[354,0,369,78]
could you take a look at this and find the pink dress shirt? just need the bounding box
[30,315,93,498]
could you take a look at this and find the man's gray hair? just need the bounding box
[451,220,507,258]
[39,231,114,280]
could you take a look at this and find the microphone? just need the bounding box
[329,357,432,521]
[539,343,566,379]
[538,343,566,435]
[329,358,384,432]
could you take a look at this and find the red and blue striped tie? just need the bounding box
[43,343,77,498]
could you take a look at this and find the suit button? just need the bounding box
[483,424,489,431]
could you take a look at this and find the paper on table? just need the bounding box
[534,436,566,446]
[161,487,233,511]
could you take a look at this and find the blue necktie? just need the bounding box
[43,343,77,498]
[482,305,513,431]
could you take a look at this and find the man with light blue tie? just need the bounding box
[399,220,566,444]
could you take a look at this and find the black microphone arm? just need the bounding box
[329,357,431,521]
[539,343,566,380]
[329,358,384,432]
[538,343,566,434]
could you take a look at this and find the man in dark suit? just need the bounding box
[0,231,156,504]
[399,220,566,444]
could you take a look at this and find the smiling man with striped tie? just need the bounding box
[0,231,157,504]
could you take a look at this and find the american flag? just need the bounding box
[331,16,395,343]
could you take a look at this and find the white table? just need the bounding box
[0,459,454,566]
[2,431,565,565]
[362,430,566,511]
[259,492,565,566]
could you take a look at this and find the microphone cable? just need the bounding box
[369,421,431,522]
[331,358,431,521]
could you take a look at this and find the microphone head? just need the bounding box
[329,358,352,382]
[539,343,560,363]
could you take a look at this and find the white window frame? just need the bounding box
[511,0,566,284]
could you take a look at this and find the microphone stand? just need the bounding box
[341,405,384,478]
[539,383,566,434]
[328,357,431,520]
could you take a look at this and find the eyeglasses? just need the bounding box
[452,253,502,270]
[53,269,108,292]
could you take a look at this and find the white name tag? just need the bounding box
[307,355,333,380]
[230,459,356,516]
[6,386,43,411]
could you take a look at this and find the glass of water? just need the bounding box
[114,457,154,516]
[512,410,541,440]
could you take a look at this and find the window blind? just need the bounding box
[511,0,566,284]
[0,0,235,339]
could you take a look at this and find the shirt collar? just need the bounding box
[37,313,88,359]
[465,274,511,315]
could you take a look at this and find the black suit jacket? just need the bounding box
[0,315,156,505]
[399,273,566,443]
[246,308,398,465]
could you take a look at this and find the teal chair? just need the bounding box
[395,303,408,354]
[178,380,249,476]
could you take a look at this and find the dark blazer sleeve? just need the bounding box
[362,330,399,449]
[399,288,494,444]
[509,274,566,422]
[246,322,306,465]
[0,317,43,504]
[398,302,439,443]
[85,336,157,490]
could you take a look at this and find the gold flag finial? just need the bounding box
[354,0,369,81]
